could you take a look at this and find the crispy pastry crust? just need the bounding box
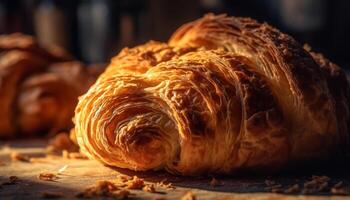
[74,14,350,175]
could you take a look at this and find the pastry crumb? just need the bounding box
[143,184,156,193]
[38,172,59,181]
[76,180,129,199]
[156,179,175,190]
[114,175,131,187]
[10,152,30,162]
[126,176,144,189]
[302,175,330,194]
[116,175,131,182]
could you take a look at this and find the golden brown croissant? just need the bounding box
[74,14,350,175]
[0,33,99,138]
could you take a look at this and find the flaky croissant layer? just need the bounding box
[74,14,350,175]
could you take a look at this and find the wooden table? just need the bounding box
[0,140,349,200]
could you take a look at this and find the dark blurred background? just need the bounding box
[1,0,349,69]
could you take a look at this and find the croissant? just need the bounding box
[74,14,350,175]
[0,33,99,138]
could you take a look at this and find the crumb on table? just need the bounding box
[38,172,59,181]
[10,152,30,162]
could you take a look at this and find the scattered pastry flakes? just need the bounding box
[38,172,59,181]
[41,191,64,199]
[116,175,131,182]
[126,176,145,189]
[302,175,330,194]
[76,180,130,199]
[181,191,196,200]
[156,179,176,190]
[114,175,131,187]
[10,152,30,162]
[91,180,118,195]
[143,184,156,193]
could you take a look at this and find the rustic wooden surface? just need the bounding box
[0,140,349,200]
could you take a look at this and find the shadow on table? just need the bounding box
[0,176,79,200]
[109,160,350,195]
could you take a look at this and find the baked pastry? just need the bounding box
[74,14,350,175]
[0,33,100,138]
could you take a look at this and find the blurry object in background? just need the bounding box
[46,132,79,154]
[0,33,101,139]
[199,0,224,13]
[331,0,350,69]
[276,0,329,55]
[86,63,107,78]
[0,0,25,34]
[0,2,6,33]
[279,0,327,32]
[76,0,149,63]
[119,12,134,48]
[77,0,112,63]
[21,0,36,35]
[272,0,350,68]
[0,0,348,69]
[149,0,200,41]
[34,0,69,50]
